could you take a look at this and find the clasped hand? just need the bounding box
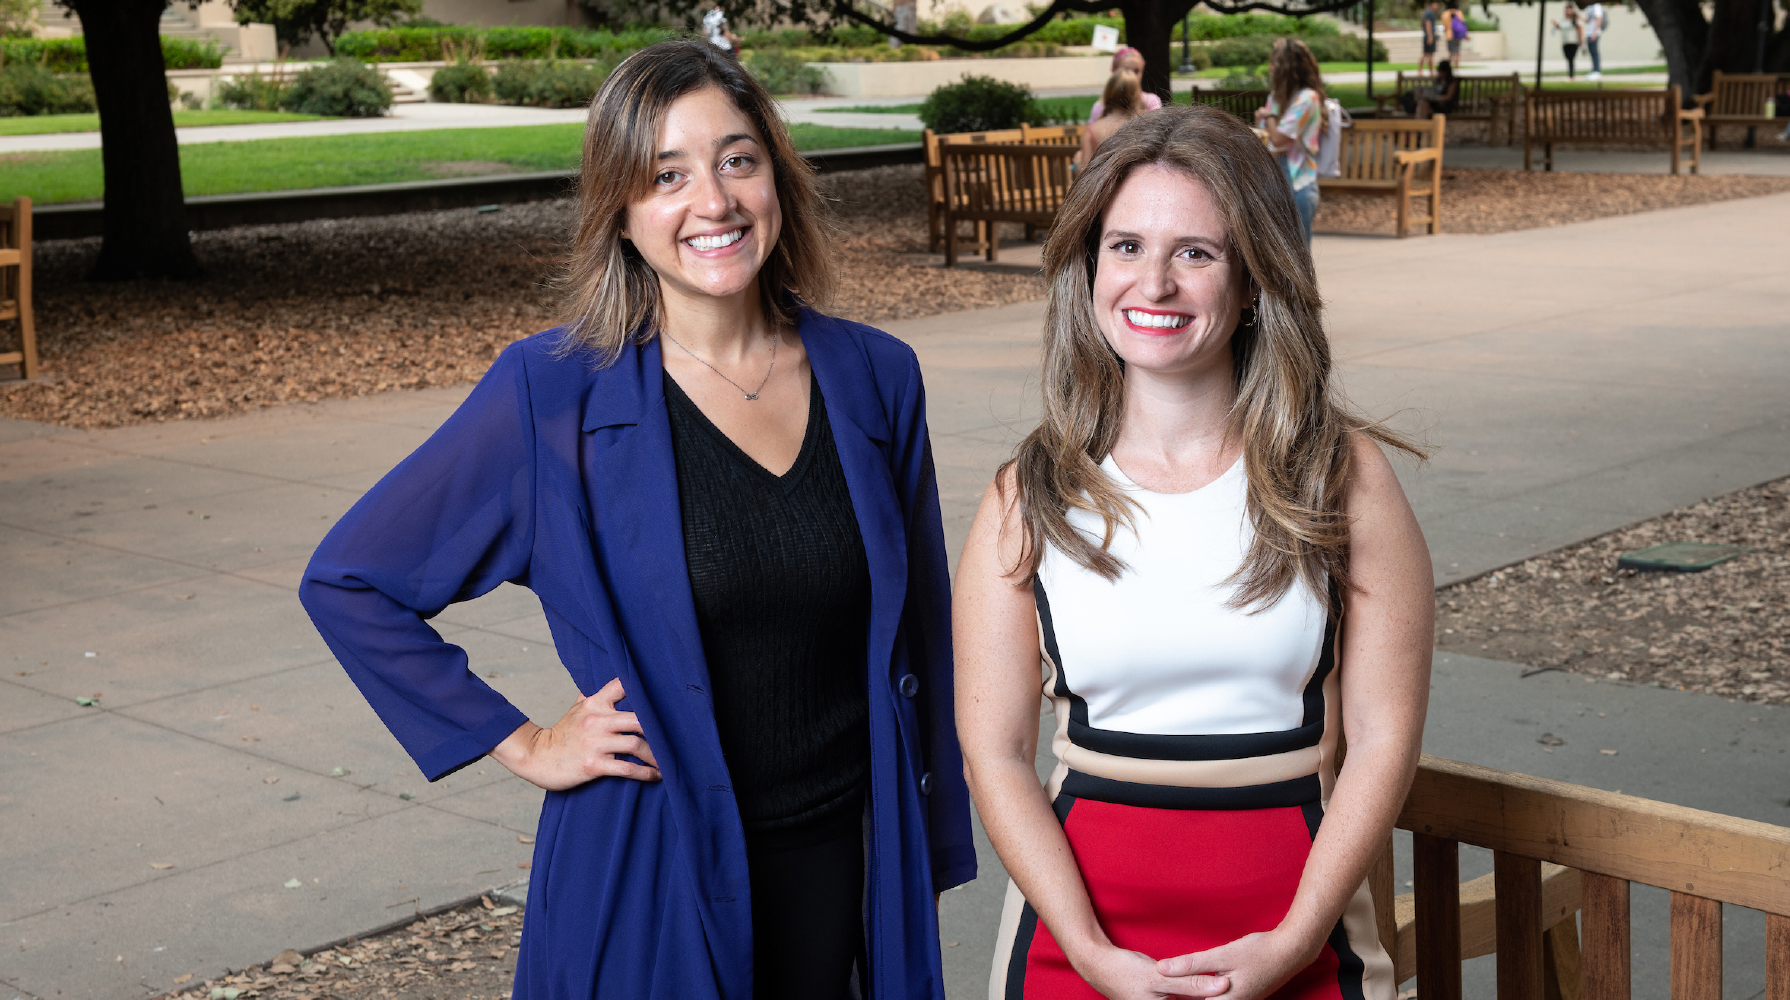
[493,678,661,790]
[1151,928,1320,1000]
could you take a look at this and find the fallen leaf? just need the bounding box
[518,834,535,844]
[274,949,303,966]
[283,878,302,889]
[269,962,297,974]
[172,973,192,984]
[151,862,175,870]
[264,776,279,784]
[331,767,348,777]
[488,906,519,917]
[1537,733,1565,746]
[74,696,98,707]
[517,861,532,869]
[399,792,415,800]
[480,895,495,909]
[1600,749,1619,756]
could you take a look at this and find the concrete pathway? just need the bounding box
[1445,145,1790,175]
[2,192,1788,999]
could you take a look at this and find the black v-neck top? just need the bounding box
[664,369,872,837]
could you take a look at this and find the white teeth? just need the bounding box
[686,229,743,250]
[1124,309,1191,330]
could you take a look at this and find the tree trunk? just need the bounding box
[1633,0,1709,104]
[70,0,201,281]
[1120,0,1197,105]
[1697,0,1768,90]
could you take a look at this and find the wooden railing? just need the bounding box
[1375,756,1790,999]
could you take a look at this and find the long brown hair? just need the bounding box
[1101,70,1142,116]
[1001,104,1422,610]
[559,40,835,363]
[1269,37,1327,112]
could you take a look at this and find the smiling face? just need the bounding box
[1091,163,1251,380]
[623,85,782,312]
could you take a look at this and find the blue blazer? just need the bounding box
[300,309,976,1000]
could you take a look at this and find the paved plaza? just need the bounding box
[2,192,1788,999]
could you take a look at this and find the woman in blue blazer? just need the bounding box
[299,41,974,1000]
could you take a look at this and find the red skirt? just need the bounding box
[991,779,1393,1000]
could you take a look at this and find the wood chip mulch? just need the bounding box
[159,898,523,1000]
[0,165,1040,430]
[1316,167,1790,237]
[1434,475,1790,704]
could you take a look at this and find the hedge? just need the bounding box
[335,25,674,62]
[0,35,225,73]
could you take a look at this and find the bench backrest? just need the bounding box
[1702,71,1785,116]
[923,124,1084,168]
[1334,117,1446,182]
[1526,86,1684,140]
[1184,88,1268,120]
[938,143,1077,219]
[1395,71,1522,116]
[0,197,28,305]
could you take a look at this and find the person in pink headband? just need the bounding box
[1090,44,1164,121]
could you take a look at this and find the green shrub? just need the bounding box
[1204,34,1386,67]
[429,62,491,103]
[492,59,605,108]
[919,74,1037,133]
[283,57,391,117]
[744,49,827,95]
[336,25,672,62]
[0,63,96,115]
[217,69,289,110]
[0,35,224,71]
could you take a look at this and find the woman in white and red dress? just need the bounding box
[954,103,1434,1000]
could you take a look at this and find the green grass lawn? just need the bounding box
[0,121,922,205]
[0,109,326,136]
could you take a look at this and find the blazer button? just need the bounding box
[898,673,919,699]
[919,772,934,796]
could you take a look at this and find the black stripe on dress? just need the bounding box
[1059,770,1322,810]
[1067,718,1324,761]
[1033,579,1091,728]
[1302,606,1340,728]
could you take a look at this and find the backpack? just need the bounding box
[1450,13,1469,40]
[1315,98,1350,178]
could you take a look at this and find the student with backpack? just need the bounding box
[1255,38,1338,244]
[1442,3,1469,62]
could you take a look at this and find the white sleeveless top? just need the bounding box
[1035,455,1329,738]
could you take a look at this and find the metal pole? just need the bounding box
[1366,0,1375,100]
[1534,0,1548,90]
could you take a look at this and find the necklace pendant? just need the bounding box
[744,392,759,400]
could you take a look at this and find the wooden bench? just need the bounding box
[1693,70,1788,148]
[1318,116,1445,238]
[1381,755,1790,1000]
[924,123,1083,253]
[1183,88,1268,121]
[0,197,36,381]
[1373,71,1523,145]
[1524,86,1702,174]
[938,142,1077,266]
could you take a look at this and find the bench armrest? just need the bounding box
[1692,93,1715,109]
[1679,106,1705,120]
[1393,147,1442,166]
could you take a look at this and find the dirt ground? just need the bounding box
[159,899,521,1000]
[1434,475,1790,704]
[7,164,1790,429]
[0,165,1040,429]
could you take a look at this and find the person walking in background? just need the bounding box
[1079,71,1144,169]
[1442,2,1467,65]
[702,6,741,56]
[1552,2,1584,79]
[1419,0,1439,74]
[957,102,1430,1000]
[1090,46,1163,121]
[1254,38,1327,244]
[1583,0,1606,79]
[300,40,974,1000]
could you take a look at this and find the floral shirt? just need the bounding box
[1266,88,1322,191]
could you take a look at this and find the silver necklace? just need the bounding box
[663,331,777,401]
